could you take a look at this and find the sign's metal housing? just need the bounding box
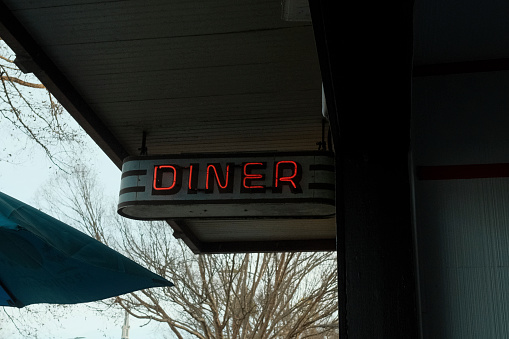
[117,151,336,253]
[118,151,335,220]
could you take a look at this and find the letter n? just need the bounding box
[205,163,234,193]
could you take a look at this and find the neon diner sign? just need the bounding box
[152,161,303,195]
[118,152,335,220]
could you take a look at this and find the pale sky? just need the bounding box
[0,39,177,339]
[0,114,172,339]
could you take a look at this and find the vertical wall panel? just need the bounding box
[413,72,509,338]
[415,179,509,338]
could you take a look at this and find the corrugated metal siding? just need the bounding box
[413,72,509,338]
[415,179,509,338]
[414,0,509,65]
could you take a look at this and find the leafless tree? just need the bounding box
[0,38,82,169]
[40,165,339,339]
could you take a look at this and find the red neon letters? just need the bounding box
[153,165,181,194]
[273,161,302,194]
[206,163,234,193]
[275,161,298,189]
[241,162,266,193]
[153,165,177,190]
[153,161,302,194]
[243,162,264,188]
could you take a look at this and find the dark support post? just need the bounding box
[310,1,419,338]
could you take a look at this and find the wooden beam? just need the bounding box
[310,0,420,337]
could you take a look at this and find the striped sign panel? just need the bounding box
[118,151,335,219]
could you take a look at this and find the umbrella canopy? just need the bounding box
[0,191,173,308]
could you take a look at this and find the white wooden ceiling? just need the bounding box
[4,0,324,163]
[0,0,333,253]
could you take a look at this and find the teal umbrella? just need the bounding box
[0,191,172,308]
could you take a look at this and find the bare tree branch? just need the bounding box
[0,75,45,88]
[0,55,14,63]
[0,39,82,169]
[41,166,339,339]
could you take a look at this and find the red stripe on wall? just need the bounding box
[416,163,509,180]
